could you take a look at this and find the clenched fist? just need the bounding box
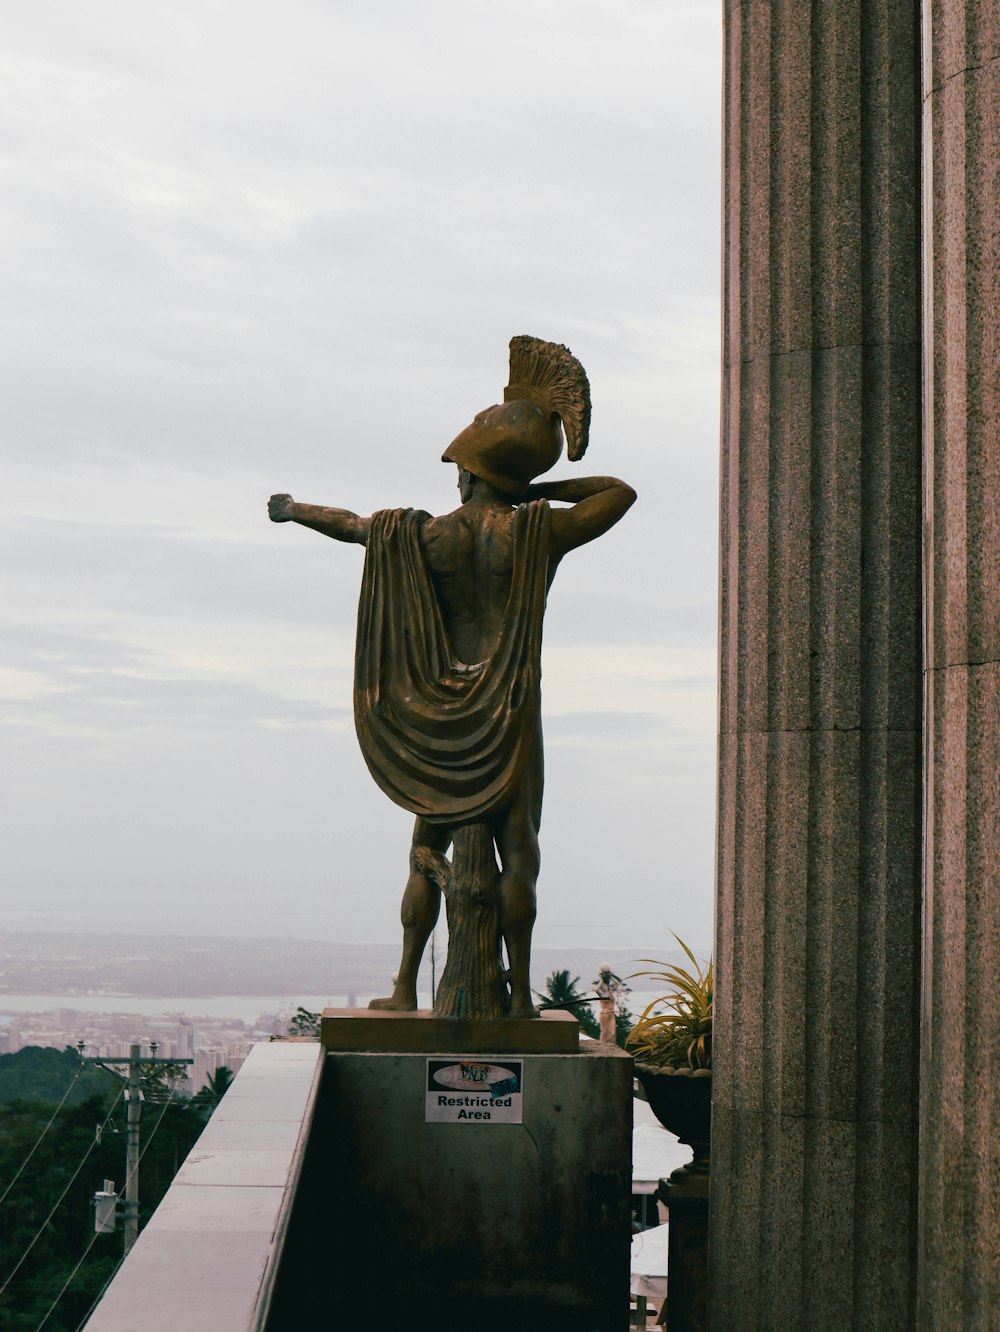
[268,494,296,523]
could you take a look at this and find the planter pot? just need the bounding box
[633,1064,711,1191]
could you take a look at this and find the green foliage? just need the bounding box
[204,1065,234,1099]
[191,1065,234,1116]
[0,1080,206,1330]
[625,936,713,1069]
[535,970,600,1038]
[0,1046,118,1105]
[140,1061,190,1105]
[287,1007,321,1038]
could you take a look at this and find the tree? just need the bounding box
[535,969,600,1039]
[191,1065,234,1117]
[0,1046,118,1105]
[0,1090,205,1331]
[287,1007,320,1037]
[205,1065,234,1099]
[140,1060,190,1105]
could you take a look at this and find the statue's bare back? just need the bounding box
[421,495,521,666]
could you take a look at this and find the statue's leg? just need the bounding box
[369,818,450,1011]
[495,733,543,1019]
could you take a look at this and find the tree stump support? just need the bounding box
[416,822,509,1021]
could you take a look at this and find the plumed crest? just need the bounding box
[504,335,591,462]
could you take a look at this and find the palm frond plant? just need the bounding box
[534,969,601,1040]
[625,936,712,1070]
[626,935,713,1177]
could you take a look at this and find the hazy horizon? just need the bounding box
[0,931,711,1016]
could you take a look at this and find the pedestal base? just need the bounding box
[320,1006,581,1053]
[264,1041,634,1330]
[658,1175,709,1332]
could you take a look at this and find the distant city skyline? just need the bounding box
[0,929,686,1078]
[3,4,722,953]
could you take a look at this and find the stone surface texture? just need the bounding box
[713,3,923,1327]
[265,1043,634,1330]
[919,5,1000,1327]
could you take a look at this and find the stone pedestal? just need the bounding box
[658,1175,708,1332]
[713,4,923,1328]
[266,1027,633,1331]
[319,1006,580,1054]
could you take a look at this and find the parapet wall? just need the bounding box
[86,1040,322,1332]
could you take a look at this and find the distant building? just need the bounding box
[176,1018,197,1059]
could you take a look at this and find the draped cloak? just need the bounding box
[353,500,552,825]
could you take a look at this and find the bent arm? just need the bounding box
[268,494,370,544]
[524,475,636,556]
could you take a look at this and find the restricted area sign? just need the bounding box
[425,1058,523,1124]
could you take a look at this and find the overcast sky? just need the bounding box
[3,2,721,962]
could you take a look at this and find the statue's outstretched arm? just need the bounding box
[268,494,370,545]
[525,476,636,556]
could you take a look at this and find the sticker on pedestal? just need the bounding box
[425,1058,523,1123]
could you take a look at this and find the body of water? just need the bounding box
[0,994,370,1024]
[0,987,661,1026]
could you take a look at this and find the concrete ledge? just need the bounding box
[320,1006,580,1053]
[86,1039,322,1332]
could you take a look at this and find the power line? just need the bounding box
[0,1066,85,1210]
[31,1229,109,1332]
[34,1088,180,1332]
[0,1088,123,1301]
[70,1256,122,1332]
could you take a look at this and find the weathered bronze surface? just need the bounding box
[269,336,635,1020]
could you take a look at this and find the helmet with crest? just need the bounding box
[442,336,591,495]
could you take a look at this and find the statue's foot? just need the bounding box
[368,991,417,1012]
[506,993,540,1020]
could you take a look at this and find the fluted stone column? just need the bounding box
[712,5,923,1328]
[919,7,1000,1327]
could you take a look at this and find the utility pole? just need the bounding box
[80,1043,192,1256]
[124,1044,141,1254]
